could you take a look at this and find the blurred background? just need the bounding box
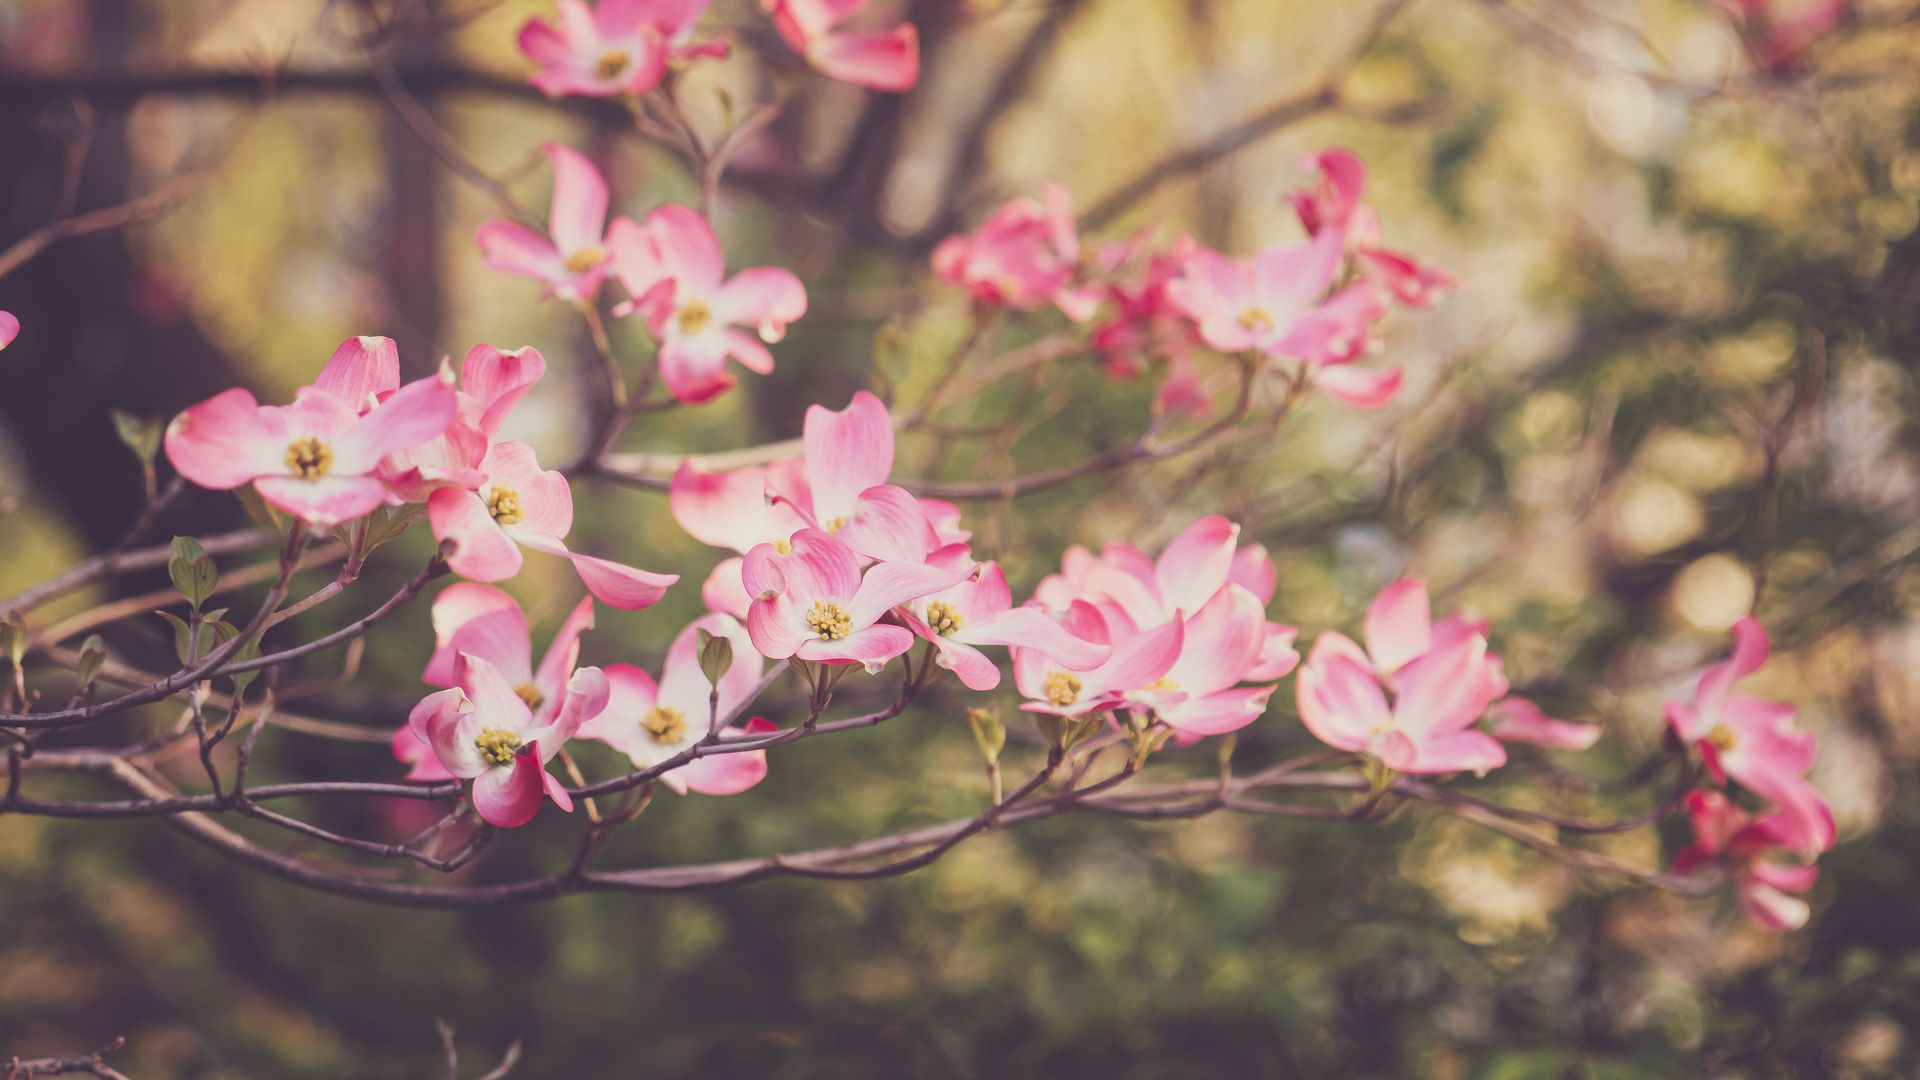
[4,0,1920,1075]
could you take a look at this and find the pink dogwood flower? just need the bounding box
[1126,584,1278,737]
[408,650,610,827]
[1718,0,1850,77]
[762,0,920,92]
[1289,148,1456,310]
[165,372,457,529]
[1488,697,1603,751]
[579,614,776,795]
[518,0,723,99]
[421,584,597,718]
[477,142,614,304]
[0,310,16,350]
[671,391,942,564]
[427,440,677,610]
[1665,617,1835,855]
[897,552,1108,691]
[1296,631,1508,775]
[932,183,1100,320]
[1166,226,1344,357]
[609,204,808,403]
[1674,790,1819,930]
[742,528,971,671]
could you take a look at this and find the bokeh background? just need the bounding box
[4,0,1920,1076]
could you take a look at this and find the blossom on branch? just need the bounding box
[610,204,808,404]
[1675,790,1819,930]
[742,528,972,672]
[477,143,615,304]
[932,183,1100,320]
[518,0,725,99]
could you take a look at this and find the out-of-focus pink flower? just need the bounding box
[1087,234,1210,417]
[518,0,722,99]
[1674,790,1819,930]
[762,0,919,91]
[1296,631,1508,775]
[0,311,16,350]
[313,335,400,412]
[477,143,614,304]
[932,184,1099,320]
[1290,148,1456,310]
[165,372,457,529]
[391,725,452,782]
[408,651,610,827]
[1718,0,1850,77]
[427,440,678,610]
[1488,697,1602,751]
[609,204,808,404]
[579,614,776,795]
[670,459,811,555]
[1165,226,1345,358]
[742,528,970,671]
[898,552,1107,691]
[1665,617,1835,855]
[702,556,753,619]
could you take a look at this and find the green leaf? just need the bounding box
[233,486,284,532]
[168,536,217,612]
[361,504,426,554]
[110,409,164,465]
[75,635,107,690]
[698,630,732,688]
[0,615,25,668]
[227,635,263,700]
[156,610,194,665]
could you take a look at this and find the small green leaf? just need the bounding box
[227,636,262,699]
[362,504,426,554]
[75,635,107,690]
[698,630,732,688]
[156,610,194,664]
[1034,712,1068,751]
[168,536,217,612]
[0,615,26,668]
[110,409,164,465]
[233,486,284,532]
[967,705,1004,766]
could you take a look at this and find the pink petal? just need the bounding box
[391,724,455,782]
[1244,622,1300,681]
[429,487,526,583]
[702,557,753,619]
[564,549,677,611]
[483,441,575,540]
[757,528,862,608]
[414,687,486,778]
[670,461,806,553]
[1739,882,1811,930]
[796,623,917,672]
[525,664,610,754]
[516,14,574,69]
[657,331,738,404]
[576,661,660,748]
[332,371,458,473]
[1153,514,1239,618]
[1085,616,1185,698]
[1161,585,1267,696]
[849,558,975,628]
[314,336,400,410]
[0,311,17,350]
[455,650,535,730]
[1252,223,1345,318]
[1229,543,1276,604]
[746,592,809,660]
[836,484,936,564]
[1364,578,1432,676]
[461,344,547,436]
[1315,364,1404,409]
[471,753,551,828]
[804,390,895,525]
[426,583,533,687]
[1392,635,1501,737]
[1162,685,1275,737]
[1403,730,1507,776]
[808,24,920,91]
[252,475,390,529]
[1488,697,1601,751]
[1296,652,1389,753]
[532,594,597,702]
[543,142,609,256]
[164,387,277,489]
[964,606,1108,672]
[671,738,771,796]
[923,634,1002,690]
[714,266,808,342]
[1696,616,1769,721]
[477,219,567,284]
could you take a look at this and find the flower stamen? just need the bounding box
[594,48,632,81]
[565,245,606,274]
[640,706,686,744]
[677,299,711,335]
[474,726,524,766]
[806,600,853,641]
[1044,671,1082,707]
[487,487,524,526]
[284,437,333,480]
[924,600,964,637]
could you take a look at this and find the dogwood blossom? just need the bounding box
[518,0,724,99]
[932,184,1100,320]
[609,204,808,403]
[1674,790,1819,930]
[477,143,614,303]
[742,528,970,671]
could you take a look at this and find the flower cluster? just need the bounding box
[1662,618,1833,925]
[164,335,676,609]
[518,0,919,96]
[931,148,1455,414]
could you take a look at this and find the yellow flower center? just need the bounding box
[1705,722,1738,754]
[474,726,524,766]
[515,683,545,712]
[823,516,848,533]
[773,538,793,555]
[487,487,524,526]
[1237,307,1273,334]
[284,437,333,480]
[925,600,964,637]
[595,48,632,81]
[677,299,711,335]
[564,245,606,274]
[640,706,686,744]
[1143,676,1179,691]
[1044,671,1082,707]
[806,600,853,641]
